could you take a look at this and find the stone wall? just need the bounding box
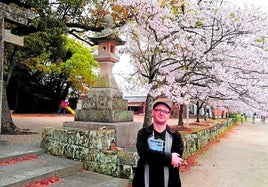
[182,119,234,158]
[41,118,235,179]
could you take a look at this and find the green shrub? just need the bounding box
[229,113,244,122]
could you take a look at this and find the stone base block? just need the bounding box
[75,109,133,123]
[63,121,142,147]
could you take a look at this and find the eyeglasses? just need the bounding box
[153,108,171,114]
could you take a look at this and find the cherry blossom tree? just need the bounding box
[117,0,194,126]
[168,1,268,122]
[116,0,268,127]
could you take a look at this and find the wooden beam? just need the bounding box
[4,29,24,46]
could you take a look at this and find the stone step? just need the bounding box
[50,171,130,187]
[0,141,82,187]
[0,153,82,187]
[0,142,44,161]
[0,141,129,187]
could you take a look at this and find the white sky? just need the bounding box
[231,0,268,12]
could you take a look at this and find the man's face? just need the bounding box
[152,103,171,124]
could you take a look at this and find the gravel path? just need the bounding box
[180,120,268,187]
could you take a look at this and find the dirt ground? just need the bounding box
[1,114,73,145]
[1,114,213,145]
[180,120,268,187]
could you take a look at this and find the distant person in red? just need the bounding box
[57,99,69,114]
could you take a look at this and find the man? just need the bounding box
[132,100,184,187]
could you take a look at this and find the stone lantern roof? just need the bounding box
[88,14,125,46]
[88,32,125,46]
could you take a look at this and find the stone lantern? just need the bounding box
[44,15,142,151]
[74,32,134,123]
[90,33,125,89]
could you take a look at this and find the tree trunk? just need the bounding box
[196,101,200,122]
[211,106,215,119]
[178,104,184,126]
[1,85,18,134]
[204,106,207,121]
[143,94,154,127]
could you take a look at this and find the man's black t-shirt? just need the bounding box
[154,129,166,151]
